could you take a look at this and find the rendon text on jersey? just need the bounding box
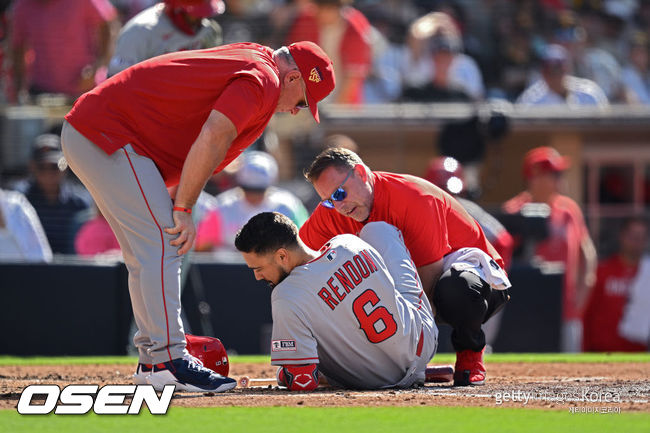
[318,249,379,310]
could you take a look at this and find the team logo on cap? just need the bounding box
[309,67,322,83]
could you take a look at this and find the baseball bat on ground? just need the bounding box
[238,364,454,388]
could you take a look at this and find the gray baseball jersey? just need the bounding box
[108,3,222,76]
[270,222,437,389]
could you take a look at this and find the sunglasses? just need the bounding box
[296,82,309,110]
[321,169,354,209]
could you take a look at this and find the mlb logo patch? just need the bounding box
[326,250,337,261]
[272,340,297,352]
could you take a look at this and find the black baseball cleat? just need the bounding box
[147,356,236,393]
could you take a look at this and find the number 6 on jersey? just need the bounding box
[352,289,398,343]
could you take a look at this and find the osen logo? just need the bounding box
[17,384,175,415]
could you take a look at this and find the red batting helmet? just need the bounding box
[425,156,464,195]
[185,334,229,376]
[164,0,225,18]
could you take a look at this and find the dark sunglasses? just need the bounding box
[321,169,354,209]
[296,83,309,110]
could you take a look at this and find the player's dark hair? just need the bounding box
[304,147,364,183]
[235,212,300,254]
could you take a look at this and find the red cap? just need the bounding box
[288,41,335,123]
[523,146,570,178]
[166,0,225,18]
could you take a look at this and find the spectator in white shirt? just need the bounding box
[517,44,609,108]
[0,188,52,262]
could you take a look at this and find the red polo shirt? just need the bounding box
[582,255,646,352]
[503,192,589,319]
[65,43,280,186]
[300,171,504,269]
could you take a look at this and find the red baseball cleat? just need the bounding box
[453,348,486,386]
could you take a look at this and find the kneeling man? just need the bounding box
[235,212,437,390]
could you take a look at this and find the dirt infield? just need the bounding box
[1,362,648,411]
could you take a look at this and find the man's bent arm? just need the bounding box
[417,258,444,315]
[165,110,237,255]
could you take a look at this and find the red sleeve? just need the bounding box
[299,207,361,250]
[212,79,265,134]
[340,8,371,77]
[299,213,331,250]
[491,230,514,270]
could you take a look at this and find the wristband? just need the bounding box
[173,206,192,214]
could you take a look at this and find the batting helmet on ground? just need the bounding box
[164,0,225,18]
[185,334,229,376]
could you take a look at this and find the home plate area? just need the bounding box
[1,362,648,411]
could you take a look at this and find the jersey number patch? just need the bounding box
[352,289,398,343]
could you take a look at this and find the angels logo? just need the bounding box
[309,67,322,83]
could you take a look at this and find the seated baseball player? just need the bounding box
[235,212,438,390]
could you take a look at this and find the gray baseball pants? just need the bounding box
[61,121,187,364]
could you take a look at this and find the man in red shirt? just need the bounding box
[503,146,597,352]
[60,41,335,393]
[300,148,511,386]
[583,217,648,352]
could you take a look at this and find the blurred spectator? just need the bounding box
[621,31,650,104]
[360,7,404,103]
[107,0,224,77]
[503,146,597,352]
[556,9,624,103]
[195,151,308,252]
[9,0,120,103]
[425,156,514,270]
[216,0,271,45]
[583,217,648,352]
[516,44,609,108]
[0,0,12,102]
[284,0,372,104]
[0,188,52,262]
[74,204,120,257]
[13,134,92,254]
[401,11,484,102]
